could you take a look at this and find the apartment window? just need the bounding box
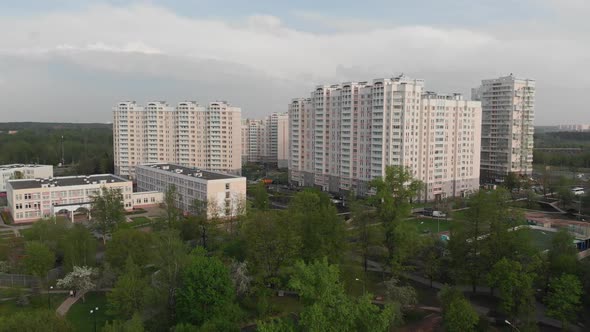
[24,193,32,200]
[225,183,230,190]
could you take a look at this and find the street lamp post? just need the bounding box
[90,307,99,332]
[47,285,53,309]
[505,319,521,332]
[355,278,366,295]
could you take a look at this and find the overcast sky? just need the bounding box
[0,0,588,125]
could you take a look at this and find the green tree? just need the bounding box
[62,223,97,272]
[10,170,24,180]
[256,318,296,332]
[107,257,148,319]
[23,241,54,278]
[290,258,398,332]
[487,258,536,326]
[164,185,180,227]
[171,323,199,332]
[251,181,269,211]
[503,172,521,192]
[91,187,125,244]
[438,286,478,332]
[420,237,445,287]
[557,187,575,208]
[243,210,300,286]
[444,296,479,332]
[147,230,189,328]
[176,247,239,328]
[449,189,517,293]
[545,274,582,330]
[23,217,68,253]
[368,166,422,272]
[102,313,144,332]
[349,195,377,273]
[289,190,346,263]
[0,309,72,332]
[105,229,154,274]
[548,229,579,279]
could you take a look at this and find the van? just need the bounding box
[433,211,447,218]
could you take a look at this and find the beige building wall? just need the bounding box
[113,101,242,179]
[289,75,482,201]
[240,113,289,167]
[135,164,246,219]
[131,191,164,208]
[7,175,133,223]
[0,164,53,192]
[473,74,535,182]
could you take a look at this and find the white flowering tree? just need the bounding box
[56,266,97,302]
[230,261,252,297]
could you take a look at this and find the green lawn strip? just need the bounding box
[66,291,114,331]
[524,228,557,251]
[404,218,452,234]
[0,292,67,316]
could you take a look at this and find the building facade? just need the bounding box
[289,75,482,201]
[6,174,135,223]
[113,101,242,179]
[557,124,590,132]
[472,74,535,182]
[135,164,247,219]
[1,164,53,192]
[241,113,289,167]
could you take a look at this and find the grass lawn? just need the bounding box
[268,295,303,314]
[66,291,114,331]
[405,218,452,234]
[130,216,152,224]
[524,228,557,251]
[0,292,68,316]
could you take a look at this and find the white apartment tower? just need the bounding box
[472,75,535,182]
[113,101,241,179]
[289,75,482,201]
[241,113,289,168]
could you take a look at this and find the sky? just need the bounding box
[0,0,588,124]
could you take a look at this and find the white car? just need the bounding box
[433,211,447,218]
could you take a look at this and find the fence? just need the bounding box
[0,273,38,288]
[0,267,63,288]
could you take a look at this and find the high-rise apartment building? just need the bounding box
[472,74,535,182]
[113,101,241,179]
[289,75,482,201]
[241,119,267,163]
[241,113,289,168]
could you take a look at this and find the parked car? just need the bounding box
[433,211,447,218]
[422,208,434,216]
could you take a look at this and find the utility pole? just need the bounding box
[61,135,65,166]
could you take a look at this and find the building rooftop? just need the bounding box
[8,174,128,190]
[0,164,52,171]
[139,164,240,181]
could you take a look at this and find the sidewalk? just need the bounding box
[56,290,87,316]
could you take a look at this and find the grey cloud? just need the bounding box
[0,3,588,124]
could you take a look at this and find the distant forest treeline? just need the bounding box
[0,122,114,175]
[534,131,590,168]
